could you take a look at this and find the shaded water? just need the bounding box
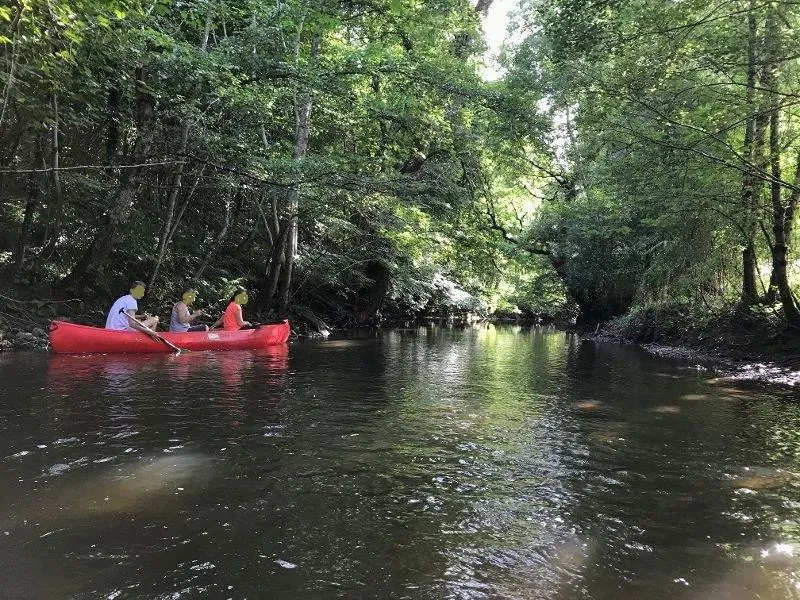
[2,325,800,599]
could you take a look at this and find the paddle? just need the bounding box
[203,321,283,330]
[243,322,278,329]
[156,335,183,354]
[124,312,182,354]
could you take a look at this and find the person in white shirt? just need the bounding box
[105,281,160,340]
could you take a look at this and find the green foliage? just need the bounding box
[611,301,712,343]
[610,299,785,345]
[8,0,798,330]
[1,0,558,324]
[494,0,800,326]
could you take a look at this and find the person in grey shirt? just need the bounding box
[170,287,208,332]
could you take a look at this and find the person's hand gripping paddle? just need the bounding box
[125,312,183,354]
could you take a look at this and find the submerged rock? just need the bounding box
[728,467,795,491]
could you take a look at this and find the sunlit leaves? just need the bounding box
[496,0,800,320]
[0,0,558,320]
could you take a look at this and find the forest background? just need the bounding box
[2,0,800,349]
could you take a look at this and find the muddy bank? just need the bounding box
[585,308,800,387]
[641,343,800,387]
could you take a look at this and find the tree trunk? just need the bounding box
[277,29,320,310]
[0,114,23,168]
[255,193,283,311]
[66,67,155,290]
[261,219,291,312]
[105,82,120,171]
[193,190,234,279]
[355,259,392,324]
[148,121,190,290]
[37,94,64,262]
[11,129,44,277]
[739,0,759,306]
[166,167,203,244]
[741,245,758,304]
[769,149,800,327]
[762,7,800,327]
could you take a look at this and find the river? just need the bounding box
[1,325,800,599]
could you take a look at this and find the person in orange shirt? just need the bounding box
[211,287,252,331]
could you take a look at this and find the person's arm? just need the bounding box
[235,304,250,327]
[210,314,223,330]
[177,302,205,324]
[177,303,193,324]
[124,310,161,341]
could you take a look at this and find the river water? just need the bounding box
[2,325,800,599]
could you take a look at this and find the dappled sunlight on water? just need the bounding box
[2,327,800,598]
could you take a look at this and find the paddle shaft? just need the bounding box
[156,336,182,353]
[124,312,181,353]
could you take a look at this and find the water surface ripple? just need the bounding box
[2,326,800,599]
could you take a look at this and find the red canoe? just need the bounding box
[49,320,290,354]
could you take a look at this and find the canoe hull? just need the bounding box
[49,320,290,354]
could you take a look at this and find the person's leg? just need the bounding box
[141,316,159,330]
[188,324,209,332]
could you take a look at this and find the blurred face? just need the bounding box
[182,290,197,305]
[234,291,249,306]
[131,284,146,300]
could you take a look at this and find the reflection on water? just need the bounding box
[2,327,800,598]
[3,453,216,531]
[48,345,289,394]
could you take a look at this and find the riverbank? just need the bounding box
[0,294,56,350]
[6,294,800,389]
[586,304,800,386]
[0,289,553,351]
